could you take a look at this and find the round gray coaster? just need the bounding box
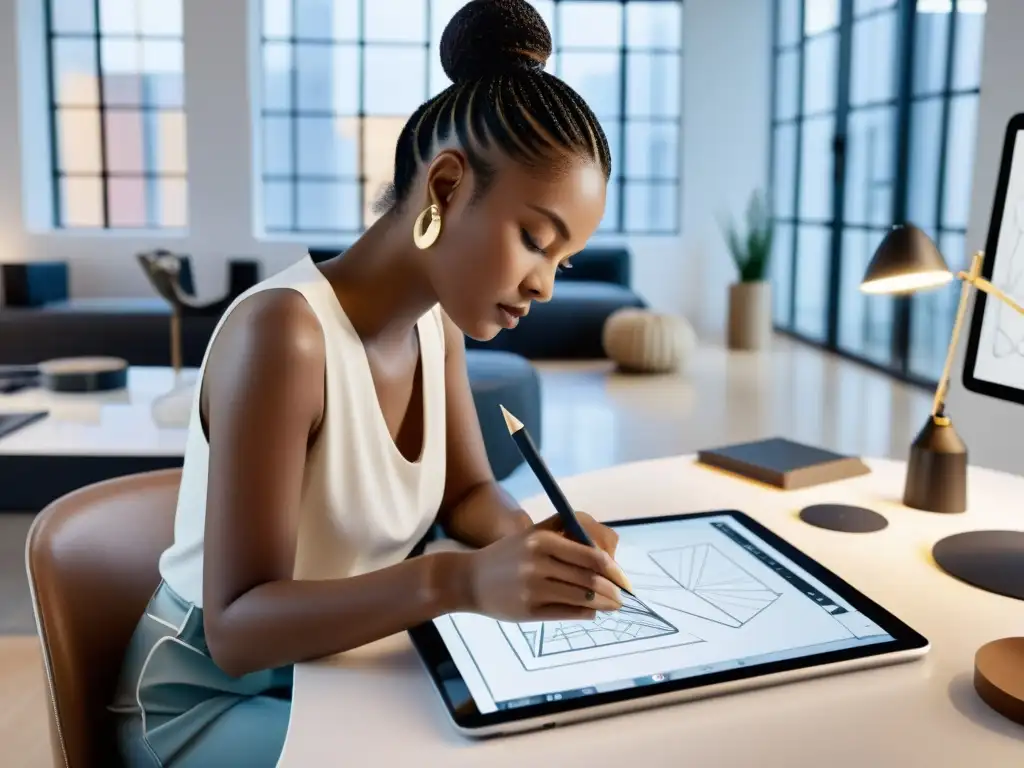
[932,530,1024,601]
[799,504,888,533]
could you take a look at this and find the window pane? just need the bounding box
[952,5,985,90]
[138,0,182,36]
[626,2,682,48]
[906,97,943,228]
[775,48,799,121]
[771,222,795,326]
[364,47,428,114]
[263,180,293,231]
[850,11,897,106]
[60,177,104,227]
[262,0,292,38]
[366,0,425,42]
[99,0,137,35]
[51,0,96,34]
[263,115,292,175]
[559,52,621,118]
[297,181,360,231]
[361,116,405,221]
[53,39,99,106]
[104,109,144,174]
[296,0,357,41]
[559,2,622,48]
[772,123,797,219]
[777,0,801,47]
[108,177,147,228]
[793,224,831,341]
[101,39,142,106]
[296,44,334,112]
[56,108,102,174]
[798,114,834,221]
[844,106,895,227]
[624,182,678,233]
[627,52,681,118]
[142,40,183,108]
[804,0,840,35]
[802,31,837,113]
[837,227,894,365]
[626,121,679,180]
[151,109,187,174]
[855,0,897,14]
[942,94,979,230]
[156,177,187,228]
[262,42,293,111]
[912,9,948,96]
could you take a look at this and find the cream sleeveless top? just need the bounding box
[158,255,447,607]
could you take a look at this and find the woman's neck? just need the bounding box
[318,213,438,344]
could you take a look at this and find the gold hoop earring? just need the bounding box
[413,204,442,250]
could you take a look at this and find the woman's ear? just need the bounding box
[424,149,467,213]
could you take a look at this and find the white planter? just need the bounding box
[727,280,772,351]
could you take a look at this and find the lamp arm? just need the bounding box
[965,274,1024,317]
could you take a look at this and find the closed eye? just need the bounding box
[520,227,546,255]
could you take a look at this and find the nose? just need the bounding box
[520,265,555,303]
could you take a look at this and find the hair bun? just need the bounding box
[440,0,552,83]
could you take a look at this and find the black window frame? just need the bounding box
[43,0,188,230]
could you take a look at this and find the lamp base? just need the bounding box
[903,413,967,514]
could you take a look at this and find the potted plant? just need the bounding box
[722,190,773,350]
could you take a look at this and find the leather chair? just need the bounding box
[26,468,181,767]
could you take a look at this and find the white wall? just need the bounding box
[0,0,769,320]
[679,0,771,339]
[945,0,1024,475]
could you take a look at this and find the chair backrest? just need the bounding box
[26,468,181,768]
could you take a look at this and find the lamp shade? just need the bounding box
[860,224,953,295]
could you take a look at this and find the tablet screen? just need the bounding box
[428,512,902,716]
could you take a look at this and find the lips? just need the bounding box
[497,303,527,329]
[498,304,527,318]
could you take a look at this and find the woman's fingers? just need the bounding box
[537,558,623,608]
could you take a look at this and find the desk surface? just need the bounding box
[0,366,192,456]
[280,455,1024,767]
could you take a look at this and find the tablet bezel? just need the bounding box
[962,112,1024,405]
[408,509,929,733]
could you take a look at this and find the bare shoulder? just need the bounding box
[202,288,326,426]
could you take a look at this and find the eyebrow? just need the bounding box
[527,204,571,242]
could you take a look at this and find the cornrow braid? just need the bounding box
[374,0,612,215]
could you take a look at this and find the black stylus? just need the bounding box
[499,404,635,596]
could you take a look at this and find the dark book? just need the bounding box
[0,412,48,440]
[697,437,871,490]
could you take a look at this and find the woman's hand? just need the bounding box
[462,524,625,622]
[535,510,619,558]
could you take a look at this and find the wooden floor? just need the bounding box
[0,336,938,764]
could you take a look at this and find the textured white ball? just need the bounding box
[602,309,696,374]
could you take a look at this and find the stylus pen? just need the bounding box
[499,404,635,596]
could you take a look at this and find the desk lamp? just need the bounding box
[860,223,1024,513]
[861,223,1024,727]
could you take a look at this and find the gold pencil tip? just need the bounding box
[499,404,524,434]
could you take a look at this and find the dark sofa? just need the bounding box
[0,248,644,366]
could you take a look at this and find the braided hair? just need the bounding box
[375,0,612,214]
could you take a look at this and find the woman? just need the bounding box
[109,1,624,764]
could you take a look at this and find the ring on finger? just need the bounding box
[585,589,596,602]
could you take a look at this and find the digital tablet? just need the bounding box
[409,510,929,737]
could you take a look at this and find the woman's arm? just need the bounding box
[434,312,533,548]
[199,291,474,678]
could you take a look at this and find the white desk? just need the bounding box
[280,455,1024,767]
[0,367,191,509]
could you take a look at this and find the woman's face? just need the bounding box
[423,151,607,341]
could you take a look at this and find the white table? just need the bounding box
[0,366,192,509]
[279,455,1024,767]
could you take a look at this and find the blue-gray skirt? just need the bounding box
[108,581,294,767]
